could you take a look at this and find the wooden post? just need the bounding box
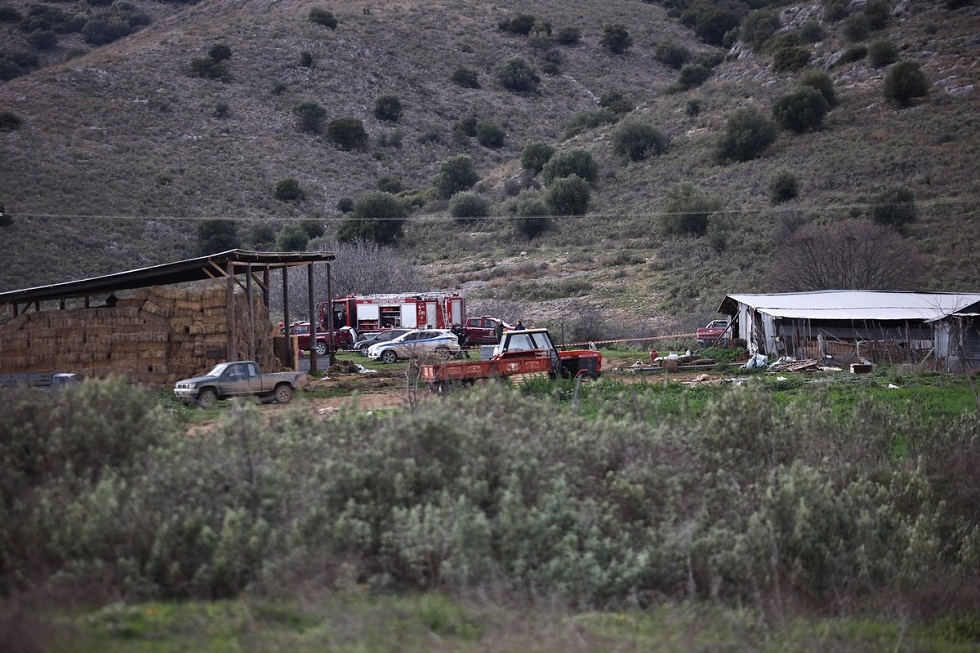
[282,266,290,336]
[226,261,238,361]
[308,263,318,374]
[246,263,255,360]
[326,262,334,366]
[262,268,270,312]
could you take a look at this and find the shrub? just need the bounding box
[870,186,917,231]
[276,224,309,251]
[655,41,692,69]
[659,183,721,236]
[300,219,325,239]
[377,173,403,194]
[769,169,799,203]
[476,122,505,148]
[498,13,536,35]
[546,174,590,216]
[799,21,824,43]
[521,141,556,173]
[373,94,402,122]
[327,118,369,150]
[308,8,337,29]
[823,0,848,23]
[275,178,304,202]
[693,8,742,47]
[293,101,326,134]
[864,0,891,30]
[837,45,867,65]
[867,39,898,68]
[611,121,669,164]
[495,58,539,93]
[337,192,407,245]
[511,191,551,238]
[299,51,313,67]
[0,111,23,131]
[449,192,490,222]
[798,69,836,106]
[674,63,711,90]
[81,4,150,45]
[541,149,598,186]
[883,61,929,106]
[772,47,811,72]
[197,219,240,254]
[208,43,232,62]
[451,67,480,89]
[740,9,780,52]
[772,87,829,133]
[564,109,619,137]
[599,91,633,115]
[685,99,701,116]
[337,197,354,213]
[555,26,581,45]
[0,6,21,22]
[436,156,479,199]
[843,14,871,42]
[715,107,778,162]
[600,24,632,54]
[27,29,57,50]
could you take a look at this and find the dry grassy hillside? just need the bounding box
[1,0,977,332]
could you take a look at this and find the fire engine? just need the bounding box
[321,292,465,334]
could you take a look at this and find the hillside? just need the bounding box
[1,0,978,335]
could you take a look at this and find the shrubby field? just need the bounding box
[1,375,979,650]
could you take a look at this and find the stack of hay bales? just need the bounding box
[0,285,277,386]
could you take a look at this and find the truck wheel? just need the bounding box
[435,346,452,361]
[380,349,398,364]
[274,384,293,404]
[315,341,328,356]
[196,388,218,409]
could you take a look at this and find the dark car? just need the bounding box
[461,316,512,346]
[353,329,411,356]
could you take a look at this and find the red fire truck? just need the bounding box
[321,292,465,335]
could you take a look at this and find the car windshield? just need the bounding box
[206,363,229,377]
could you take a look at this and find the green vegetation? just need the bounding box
[449,191,490,222]
[546,174,591,216]
[327,118,368,151]
[435,156,479,199]
[740,9,780,52]
[772,86,829,133]
[600,24,632,54]
[0,110,22,131]
[659,182,721,236]
[884,60,930,106]
[798,69,836,106]
[541,149,597,186]
[293,101,325,133]
[715,107,777,163]
[308,7,337,29]
[654,41,691,69]
[520,141,555,173]
[374,94,403,122]
[494,57,539,93]
[509,190,552,239]
[475,122,505,148]
[611,120,669,164]
[450,67,480,89]
[196,219,240,254]
[337,191,407,245]
[769,169,799,204]
[870,185,917,232]
[276,223,309,251]
[868,38,899,67]
[274,178,304,202]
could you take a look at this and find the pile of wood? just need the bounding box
[0,285,277,386]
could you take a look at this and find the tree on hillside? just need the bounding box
[196,220,240,255]
[600,24,632,54]
[883,61,929,106]
[870,186,917,233]
[495,58,539,93]
[659,183,722,237]
[772,86,829,133]
[436,156,479,199]
[769,219,924,291]
[521,141,556,173]
[276,224,309,252]
[294,101,326,134]
[715,107,778,162]
[336,192,407,245]
[308,239,425,299]
[541,149,597,186]
[611,120,669,164]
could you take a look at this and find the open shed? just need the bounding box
[718,291,980,371]
[0,250,336,385]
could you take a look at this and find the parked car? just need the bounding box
[696,319,731,347]
[366,329,460,364]
[353,328,411,355]
[173,361,307,408]
[280,321,353,355]
[460,316,512,346]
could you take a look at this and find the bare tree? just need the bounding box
[770,219,925,291]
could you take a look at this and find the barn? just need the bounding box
[0,250,336,385]
[717,291,980,372]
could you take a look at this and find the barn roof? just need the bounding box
[0,249,335,308]
[719,291,980,322]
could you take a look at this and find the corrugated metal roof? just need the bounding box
[720,291,980,321]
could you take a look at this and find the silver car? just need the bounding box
[366,329,460,364]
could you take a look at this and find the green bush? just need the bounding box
[374,94,402,122]
[197,219,240,254]
[436,156,479,199]
[823,0,848,23]
[521,141,556,173]
[685,99,701,116]
[599,90,633,115]
[27,29,58,50]
[600,24,632,54]
[0,110,23,131]
[740,9,780,52]
[451,67,480,89]
[308,8,337,29]
[772,86,829,133]
[799,20,824,43]
[864,0,891,30]
[81,4,150,45]
[337,191,408,245]
[249,223,276,248]
[327,118,369,151]
[798,69,836,106]
[377,173,403,194]
[293,101,326,134]
[275,178,304,202]
[673,63,711,90]
[715,107,778,163]
[299,51,313,67]
[867,38,899,68]
[564,109,619,137]
[208,43,232,62]
[655,41,691,69]
[495,58,539,93]
[541,149,597,186]
[0,6,21,22]
[546,174,590,216]
[659,182,721,236]
[276,224,309,251]
[337,197,354,213]
[449,192,490,222]
[692,7,742,47]
[611,120,669,164]
[772,46,811,72]
[870,185,917,231]
[475,122,505,148]
[498,13,536,35]
[510,191,551,238]
[843,13,871,42]
[883,60,929,106]
[769,169,799,203]
[555,26,581,45]
[837,45,867,65]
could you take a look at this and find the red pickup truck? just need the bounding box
[696,319,731,346]
[281,322,353,355]
[460,316,511,346]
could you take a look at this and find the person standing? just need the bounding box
[494,319,504,343]
[516,319,525,330]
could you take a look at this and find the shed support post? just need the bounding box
[262,268,270,313]
[326,262,334,365]
[246,263,255,361]
[227,261,238,361]
[308,263,318,374]
[282,267,290,340]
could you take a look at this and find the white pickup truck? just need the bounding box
[174,361,307,408]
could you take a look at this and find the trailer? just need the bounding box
[323,292,465,334]
[420,328,601,391]
[1,371,79,390]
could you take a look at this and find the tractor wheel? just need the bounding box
[381,349,398,364]
[196,388,218,409]
[274,384,293,404]
[315,341,328,356]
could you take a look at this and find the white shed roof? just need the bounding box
[722,291,980,322]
